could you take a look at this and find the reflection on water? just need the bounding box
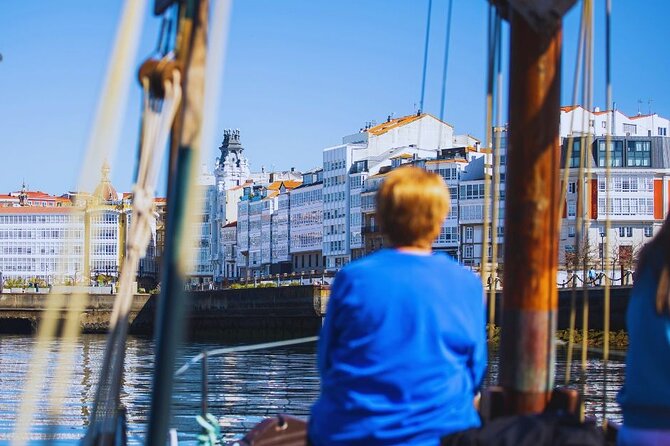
[0,335,624,444]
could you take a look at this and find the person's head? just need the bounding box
[376,166,450,250]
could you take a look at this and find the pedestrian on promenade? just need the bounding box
[309,166,487,445]
[618,213,670,445]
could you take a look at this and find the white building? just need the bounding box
[0,207,84,283]
[271,189,291,274]
[221,221,238,280]
[424,146,481,259]
[323,113,458,269]
[0,164,159,286]
[560,105,670,139]
[559,133,670,271]
[210,129,251,283]
[289,169,324,273]
[236,193,250,278]
[190,168,216,285]
[260,192,277,274]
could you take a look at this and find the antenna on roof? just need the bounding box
[648,98,654,115]
[637,98,643,116]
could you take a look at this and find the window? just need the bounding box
[568,182,576,194]
[623,123,637,135]
[659,127,667,136]
[597,140,623,167]
[463,245,474,258]
[645,226,653,237]
[602,121,607,129]
[589,119,595,128]
[619,226,633,238]
[567,202,576,217]
[568,139,581,168]
[568,226,575,237]
[465,227,474,242]
[625,140,651,167]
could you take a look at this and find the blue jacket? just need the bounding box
[309,249,487,445]
[618,252,670,429]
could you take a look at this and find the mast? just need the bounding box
[146,0,208,445]
[494,0,575,414]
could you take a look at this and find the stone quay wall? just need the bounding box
[0,285,630,338]
[0,285,328,340]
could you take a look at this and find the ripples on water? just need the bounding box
[0,335,624,444]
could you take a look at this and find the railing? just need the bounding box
[187,270,337,291]
[481,269,635,290]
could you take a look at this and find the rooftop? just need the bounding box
[365,113,452,137]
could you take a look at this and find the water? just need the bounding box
[0,335,624,444]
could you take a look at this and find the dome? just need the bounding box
[94,161,119,202]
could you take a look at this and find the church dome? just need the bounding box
[94,161,119,202]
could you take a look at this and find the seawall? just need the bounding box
[0,285,328,340]
[0,285,630,338]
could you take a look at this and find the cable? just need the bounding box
[419,0,433,113]
[438,0,453,123]
[175,336,319,377]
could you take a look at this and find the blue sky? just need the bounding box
[0,1,669,195]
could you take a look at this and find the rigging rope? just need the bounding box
[563,0,589,387]
[580,0,595,389]
[438,0,453,123]
[10,2,147,444]
[601,0,613,427]
[488,11,502,345]
[436,0,454,151]
[481,4,494,303]
[86,60,182,443]
[175,336,319,377]
[418,0,433,113]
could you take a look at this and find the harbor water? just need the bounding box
[0,334,625,444]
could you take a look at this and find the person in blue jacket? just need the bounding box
[309,166,487,446]
[617,214,670,445]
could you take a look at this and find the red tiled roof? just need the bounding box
[0,206,81,214]
[267,180,302,190]
[560,105,581,112]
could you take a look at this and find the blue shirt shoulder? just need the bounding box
[311,249,487,445]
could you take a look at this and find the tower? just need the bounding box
[213,129,251,282]
[215,129,251,190]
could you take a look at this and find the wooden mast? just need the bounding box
[146,0,208,445]
[494,0,575,415]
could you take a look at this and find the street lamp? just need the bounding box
[599,229,605,273]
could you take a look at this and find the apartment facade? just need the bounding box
[289,169,324,273]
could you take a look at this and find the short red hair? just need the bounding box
[376,166,450,249]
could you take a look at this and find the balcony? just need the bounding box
[362,225,380,234]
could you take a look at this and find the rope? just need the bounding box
[436,0,453,150]
[601,0,613,427]
[10,2,147,444]
[563,0,589,387]
[418,0,433,113]
[580,1,595,390]
[488,11,502,344]
[481,4,495,304]
[87,63,182,442]
[438,0,453,123]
